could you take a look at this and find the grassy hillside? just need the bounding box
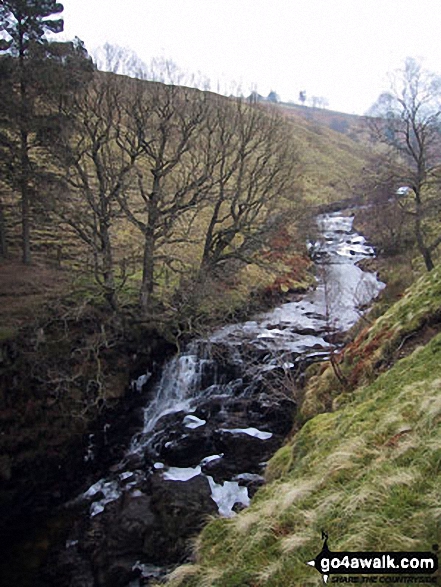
[264,102,368,205]
[277,102,363,135]
[163,265,441,587]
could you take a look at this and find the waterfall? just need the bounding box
[129,347,210,454]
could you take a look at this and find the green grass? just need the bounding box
[163,267,441,587]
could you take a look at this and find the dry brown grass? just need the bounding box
[0,260,70,332]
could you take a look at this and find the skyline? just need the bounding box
[60,0,441,115]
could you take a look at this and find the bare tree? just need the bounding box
[368,58,441,271]
[116,80,214,314]
[93,45,201,89]
[199,98,301,274]
[93,43,149,79]
[355,151,411,256]
[52,68,302,318]
[54,74,144,308]
[310,96,329,109]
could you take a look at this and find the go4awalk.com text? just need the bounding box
[307,532,438,584]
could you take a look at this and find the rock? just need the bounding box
[53,472,218,586]
[51,491,156,587]
[158,429,216,467]
[247,395,296,436]
[112,492,156,554]
[146,473,217,563]
[212,428,279,474]
[147,411,215,467]
[232,472,265,497]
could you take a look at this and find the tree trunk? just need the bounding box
[20,130,31,265]
[140,229,155,315]
[416,211,434,271]
[100,219,117,309]
[140,178,159,315]
[0,199,7,258]
[201,190,224,271]
[420,245,434,272]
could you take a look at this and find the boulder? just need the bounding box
[146,473,217,563]
[212,428,279,474]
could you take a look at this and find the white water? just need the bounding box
[130,352,209,453]
[163,466,202,481]
[207,476,250,517]
[211,213,383,353]
[223,427,273,440]
[183,415,206,429]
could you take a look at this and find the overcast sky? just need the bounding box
[61,0,441,115]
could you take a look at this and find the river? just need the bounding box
[43,211,385,586]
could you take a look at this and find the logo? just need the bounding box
[307,532,438,584]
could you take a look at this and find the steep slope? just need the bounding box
[274,102,368,204]
[165,266,441,587]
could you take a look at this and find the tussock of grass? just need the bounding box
[165,325,441,587]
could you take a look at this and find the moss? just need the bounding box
[0,327,17,342]
[264,445,293,482]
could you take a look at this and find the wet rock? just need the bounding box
[112,492,156,554]
[88,492,158,585]
[200,452,267,485]
[146,389,296,472]
[147,473,217,563]
[212,428,279,474]
[146,411,214,467]
[158,428,216,467]
[232,472,265,497]
[201,454,247,481]
[247,395,296,436]
[54,475,216,586]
